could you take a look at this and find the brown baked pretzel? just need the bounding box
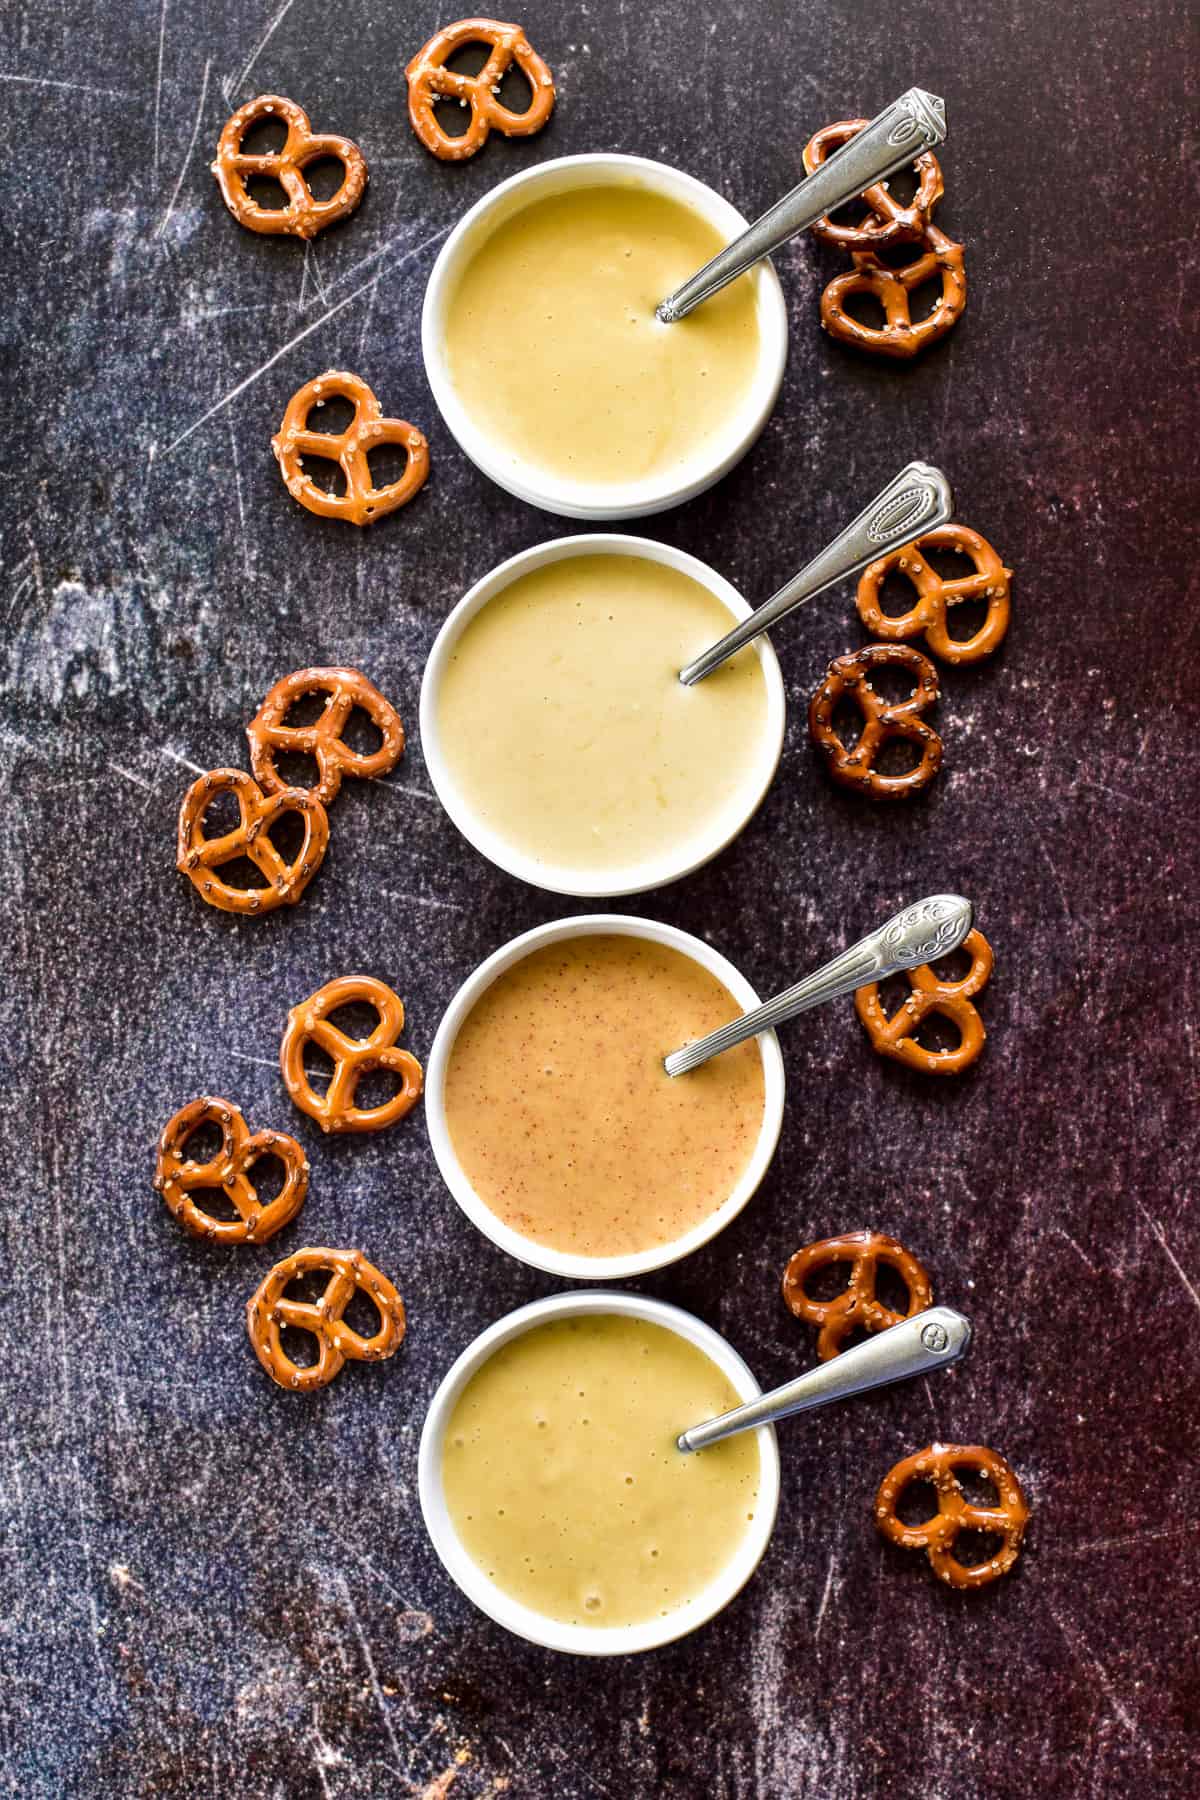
[154,1096,308,1244]
[821,225,966,359]
[176,768,329,915]
[406,18,555,162]
[272,371,429,527]
[857,525,1012,664]
[246,1247,406,1392]
[875,1444,1030,1588]
[247,667,405,806]
[855,927,993,1075]
[803,119,944,248]
[808,643,942,800]
[782,1231,933,1360]
[212,95,367,239]
[280,975,423,1134]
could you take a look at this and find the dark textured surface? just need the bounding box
[2,0,1198,1793]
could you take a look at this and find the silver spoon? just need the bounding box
[680,460,953,686]
[657,87,947,324]
[664,894,972,1077]
[678,1306,971,1452]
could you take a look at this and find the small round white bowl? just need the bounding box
[418,1288,781,1655]
[425,913,785,1281]
[419,533,786,899]
[421,153,789,519]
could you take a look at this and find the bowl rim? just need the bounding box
[424,912,785,1280]
[418,531,787,899]
[420,151,789,520]
[417,1288,781,1656]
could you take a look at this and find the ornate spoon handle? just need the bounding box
[663,895,972,1077]
[656,87,947,324]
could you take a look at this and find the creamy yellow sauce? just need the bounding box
[443,934,766,1258]
[435,554,769,877]
[443,183,762,487]
[443,1315,761,1628]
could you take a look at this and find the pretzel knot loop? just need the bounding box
[246,1247,406,1392]
[176,768,330,915]
[272,371,430,526]
[808,642,942,799]
[803,118,945,248]
[154,1097,308,1243]
[406,18,555,162]
[247,666,405,806]
[782,1231,933,1360]
[212,95,367,239]
[855,927,993,1075]
[280,975,424,1134]
[821,225,966,360]
[875,1444,1030,1588]
[857,525,1012,664]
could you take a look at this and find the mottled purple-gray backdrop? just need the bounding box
[2,0,1197,1794]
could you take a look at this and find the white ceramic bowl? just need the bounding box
[418,1289,781,1655]
[425,913,785,1281]
[419,533,787,899]
[421,153,788,519]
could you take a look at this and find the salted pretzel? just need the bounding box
[821,225,966,359]
[875,1443,1030,1588]
[176,768,329,915]
[856,927,993,1075]
[280,974,423,1134]
[246,1247,406,1392]
[857,525,1012,664]
[406,18,555,161]
[783,1231,933,1360]
[154,1096,308,1244]
[272,371,429,526]
[212,95,367,238]
[247,667,405,806]
[803,119,944,249]
[808,643,942,800]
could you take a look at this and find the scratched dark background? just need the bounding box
[2,0,1197,1793]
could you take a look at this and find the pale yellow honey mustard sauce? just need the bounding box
[434,555,769,876]
[443,1315,761,1628]
[442,184,762,486]
[442,935,766,1258]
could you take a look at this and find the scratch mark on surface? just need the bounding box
[1051,1225,1099,1275]
[225,0,298,101]
[1068,1522,1199,1558]
[160,747,207,776]
[1137,1203,1200,1317]
[335,1572,406,1771]
[228,406,253,579]
[1048,1604,1140,1738]
[813,1552,838,1638]
[155,57,212,240]
[224,1049,279,1069]
[109,761,157,795]
[375,780,439,804]
[153,0,169,178]
[377,889,468,914]
[0,72,131,99]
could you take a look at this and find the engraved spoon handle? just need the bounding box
[679,461,953,686]
[663,895,972,1078]
[656,87,947,324]
[677,1307,972,1452]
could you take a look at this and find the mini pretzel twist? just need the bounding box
[821,224,967,360]
[855,928,993,1075]
[803,118,944,248]
[280,975,424,1134]
[154,1097,308,1244]
[808,643,942,800]
[272,371,429,526]
[782,1231,933,1360]
[176,768,330,915]
[246,1247,406,1392]
[406,18,555,161]
[212,95,367,239]
[875,1444,1030,1588]
[247,667,405,806]
[857,525,1012,664]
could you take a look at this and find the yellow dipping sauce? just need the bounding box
[442,183,762,488]
[442,934,766,1259]
[443,1315,761,1629]
[435,553,770,879]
